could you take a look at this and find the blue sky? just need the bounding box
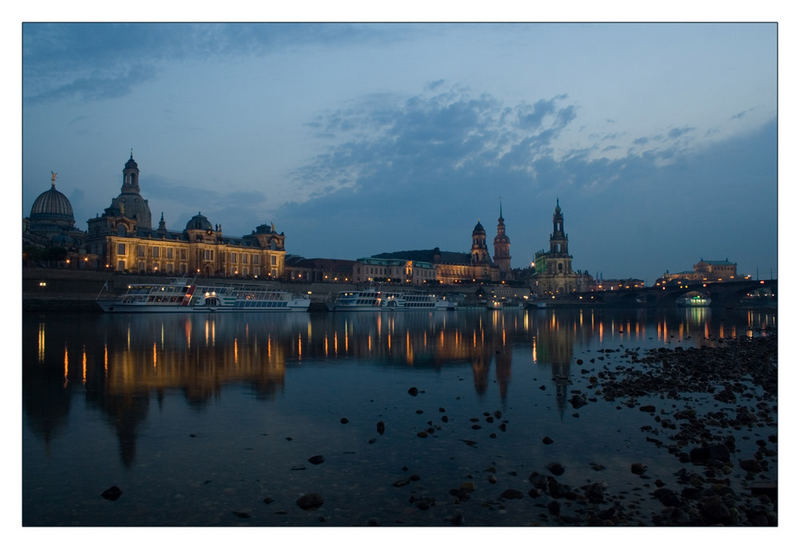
[21,22,778,282]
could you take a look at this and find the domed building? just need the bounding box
[86,154,288,277]
[24,172,85,250]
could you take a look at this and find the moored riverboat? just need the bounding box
[98,279,310,312]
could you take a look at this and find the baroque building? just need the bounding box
[85,154,287,277]
[492,202,511,278]
[23,172,86,250]
[531,200,592,295]
[355,218,509,284]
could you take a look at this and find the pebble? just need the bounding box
[101,486,122,501]
[308,455,325,465]
[408,387,419,396]
[296,493,324,510]
[377,421,385,435]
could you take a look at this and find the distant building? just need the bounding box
[530,200,593,295]
[284,256,356,282]
[357,217,511,284]
[23,172,86,251]
[84,154,288,277]
[588,278,645,291]
[492,202,511,278]
[659,258,742,284]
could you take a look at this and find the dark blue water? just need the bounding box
[22,307,776,525]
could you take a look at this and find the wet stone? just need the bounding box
[547,463,565,476]
[308,455,325,465]
[631,463,648,475]
[232,511,251,519]
[340,417,349,424]
[408,387,419,396]
[296,493,324,511]
[101,486,122,501]
[500,489,524,500]
[377,421,385,435]
[542,436,554,444]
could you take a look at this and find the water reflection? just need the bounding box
[23,308,776,467]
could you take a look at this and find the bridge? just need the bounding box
[576,279,778,308]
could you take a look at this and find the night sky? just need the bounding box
[21,22,777,282]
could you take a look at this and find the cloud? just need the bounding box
[23,23,397,104]
[280,84,776,282]
[26,65,157,104]
[667,126,695,139]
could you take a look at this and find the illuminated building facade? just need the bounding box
[660,258,742,283]
[357,220,505,284]
[85,155,287,277]
[531,200,593,295]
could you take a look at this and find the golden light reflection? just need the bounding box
[334,332,338,354]
[268,335,272,358]
[532,337,537,363]
[161,323,165,350]
[63,345,69,387]
[388,333,392,351]
[720,324,725,339]
[679,322,684,342]
[82,347,87,384]
[308,322,312,340]
[204,320,209,346]
[732,326,736,339]
[599,322,603,343]
[705,321,710,340]
[153,342,157,368]
[298,334,302,358]
[185,319,192,349]
[368,335,371,352]
[211,320,216,346]
[104,343,108,373]
[234,338,238,364]
[324,336,329,356]
[37,323,45,363]
[345,330,349,353]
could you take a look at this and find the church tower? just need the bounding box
[470,221,490,265]
[121,151,141,194]
[493,200,511,275]
[546,199,572,275]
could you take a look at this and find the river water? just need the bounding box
[22,306,776,526]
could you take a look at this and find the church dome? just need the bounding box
[185,212,212,231]
[472,221,485,235]
[30,184,74,224]
[125,155,138,170]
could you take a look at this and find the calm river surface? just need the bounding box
[22,307,776,526]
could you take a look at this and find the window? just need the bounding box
[152,247,159,258]
[117,243,126,255]
[271,255,277,266]
[231,253,237,262]
[166,263,174,273]
[205,250,213,261]
[166,248,173,259]
[242,255,248,264]
[180,263,187,274]
[138,261,145,272]
[252,255,259,265]
[180,249,187,260]
[117,260,125,271]
[137,245,145,257]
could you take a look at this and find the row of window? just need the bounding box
[116,243,279,266]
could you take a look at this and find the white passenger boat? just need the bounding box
[98,279,310,312]
[487,299,503,310]
[381,290,439,310]
[434,297,457,310]
[676,295,711,307]
[333,288,383,311]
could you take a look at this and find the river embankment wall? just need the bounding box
[22,267,530,312]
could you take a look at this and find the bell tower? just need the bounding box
[545,198,572,276]
[493,200,511,275]
[470,221,490,265]
[121,150,141,194]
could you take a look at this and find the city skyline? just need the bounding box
[22,23,778,282]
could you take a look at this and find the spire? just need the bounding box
[50,171,57,188]
[499,196,504,221]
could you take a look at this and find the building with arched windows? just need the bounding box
[84,154,287,277]
[531,200,593,295]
